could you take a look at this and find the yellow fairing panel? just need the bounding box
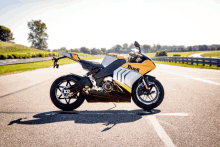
[114,80,132,93]
[106,53,125,59]
[72,54,80,61]
[122,60,156,75]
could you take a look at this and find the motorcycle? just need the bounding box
[50,41,164,111]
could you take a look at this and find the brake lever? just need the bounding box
[52,57,59,68]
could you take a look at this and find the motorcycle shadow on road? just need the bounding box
[8,109,160,132]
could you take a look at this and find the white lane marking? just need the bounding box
[157,69,220,86]
[147,115,176,147]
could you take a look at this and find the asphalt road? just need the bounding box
[0,58,220,147]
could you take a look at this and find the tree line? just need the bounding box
[53,43,220,55]
[1,19,220,55]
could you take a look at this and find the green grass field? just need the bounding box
[0,42,47,53]
[0,42,60,59]
[154,61,220,69]
[0,55,105,76]
[0,41,105,75]
[145,50,220,57]
[200,51,220,57]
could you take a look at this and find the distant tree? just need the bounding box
[91,48,98,55]
[179,46,187,52]
[187,46,193,51]
[58,47,68,52]
[97,49,103,55]
[101,48,107,54]
[0,25,14,42]
[80,47,91,54]
[128,43,134,49]
[156,44,161,51]
[201,45,208,51]
[143,44,151,53]
[107,48,115,54]
[70,48,80,53]
[27,20,48,50]
[122,43,128,49]
[115,44,122,53]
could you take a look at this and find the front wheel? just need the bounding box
[132,77,164,110]
[50,75,85,111]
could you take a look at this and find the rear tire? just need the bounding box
[132,77,164,110]
[50,75,85,111]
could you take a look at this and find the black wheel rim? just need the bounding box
[136,81,160,105]
[55,80,80,105]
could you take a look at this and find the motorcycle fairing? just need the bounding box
[113,67,142,93]
[101,53,125,67]
[94,59,126,79]
[72,54,80,61]
[61,52,80,62]
[105,53,125,59]
[122,59,156,75]
[114,80,132,93]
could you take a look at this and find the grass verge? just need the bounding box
[154,61,220,69]
[201,51,220,58]
[146,50,220,57]
[0,55,105,76]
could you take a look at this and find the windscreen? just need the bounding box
[101,55,118,67]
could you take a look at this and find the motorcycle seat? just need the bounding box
[80,59,104,71]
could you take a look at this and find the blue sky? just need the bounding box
[0,0,220,50]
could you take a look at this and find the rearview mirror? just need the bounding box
[134,41,140,48]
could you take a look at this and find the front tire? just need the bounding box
[50,75,85,111]
[132,77,164,110]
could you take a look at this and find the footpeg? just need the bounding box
[83,86,90,95]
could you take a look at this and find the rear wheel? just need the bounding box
[132,77,164,110]
[50,75,85,111]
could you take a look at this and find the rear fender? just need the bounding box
[58,74,83,82]
[68,73,83,81]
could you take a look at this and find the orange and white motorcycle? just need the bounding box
[50,41,164,111]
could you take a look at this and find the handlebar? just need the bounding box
[52,56,66,68]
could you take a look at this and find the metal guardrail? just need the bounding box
[0,57,53,65]
[151,57,220,67]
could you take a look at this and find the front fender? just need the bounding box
[144,75,155,80]
[132,75,156,92]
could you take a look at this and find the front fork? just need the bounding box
[142,76,149,89]
[142,76,155,94]
[142,76,150,89]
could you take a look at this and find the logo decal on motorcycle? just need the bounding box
[128,65,140,72]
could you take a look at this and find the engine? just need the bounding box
[102,81,114,92]
[102,76,114,92]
